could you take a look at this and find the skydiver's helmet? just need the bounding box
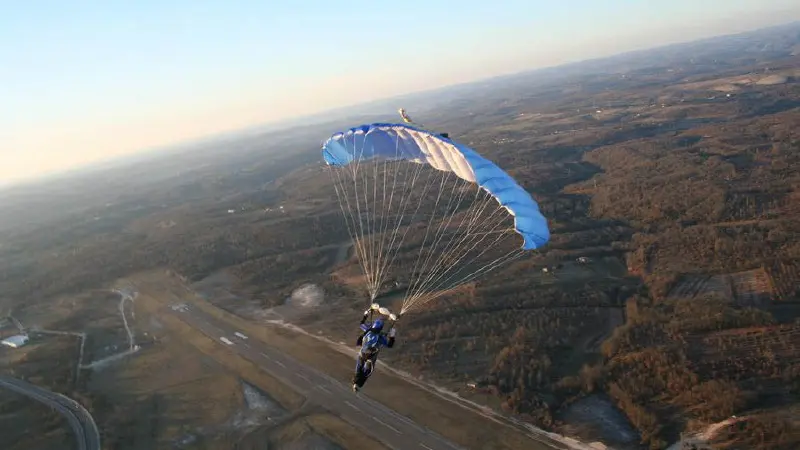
[372,318,385,332]
[362,332,381,353]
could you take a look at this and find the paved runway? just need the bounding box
[167,302,464,450]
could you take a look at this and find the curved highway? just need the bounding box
[0,376,100,450]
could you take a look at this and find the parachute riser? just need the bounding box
[367,303,399,332]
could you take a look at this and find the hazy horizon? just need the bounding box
[2,1,800,187]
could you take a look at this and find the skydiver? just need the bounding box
[398,108,413,124]
[352,312,396,391]
[398,108,449,139]
[356,308,396,346]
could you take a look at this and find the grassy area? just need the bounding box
[306,413,389,450]
[132,287,306,412]
[235,413,385,450]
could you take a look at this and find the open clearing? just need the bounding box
[668,268,775,306]
[557,395,639,448]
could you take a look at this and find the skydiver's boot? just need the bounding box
[352,373,364,392]
[352,357,364,392]
[352,367,369,392]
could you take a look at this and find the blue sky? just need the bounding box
[1,0,798,185]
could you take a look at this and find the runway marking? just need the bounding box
[297,373,310,382]
[273,360,286,368]
[259,352,270,358]
[372,416,402,434]
[420,444,434,450]
[344,401,361,411]
[318,386,330,393]
[243,343,250,349]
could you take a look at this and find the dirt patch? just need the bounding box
[756,75,789,85]
[232,381,289,429]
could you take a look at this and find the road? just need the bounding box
[0,376,100,450]
[167,302,464,450]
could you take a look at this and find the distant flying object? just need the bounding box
[398,108,413,124]
[397,108,449,138]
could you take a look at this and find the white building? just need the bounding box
[1,334,29,348]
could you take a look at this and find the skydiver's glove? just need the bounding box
[360,309,370,324]
[389,328,397,338]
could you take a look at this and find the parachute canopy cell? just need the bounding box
[322,123,550,250]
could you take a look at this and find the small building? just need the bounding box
[1,334,30,348]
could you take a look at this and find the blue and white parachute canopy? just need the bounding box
[322,123,550,250]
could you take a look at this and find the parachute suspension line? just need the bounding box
[408,187,497,294]
[455,248,526,288]
[404,172,473,304]
[329,131,379,299]
[371,141,393,295]
[366,138,393,300]
[365,132,405,299]
[410,249,526,309]
[403,182,486,310]
[404,169,456,296]
[422,199,513,288]
[371,138,421,290]
[352,132,375,296]
[372,147,415,291]
[355,137,373,294]
[400,185,522,314]
[372,158,437,296]
[328,162,372,298]
[330,130,444,301]
[418,211,519,299]
[404,188,500,306]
